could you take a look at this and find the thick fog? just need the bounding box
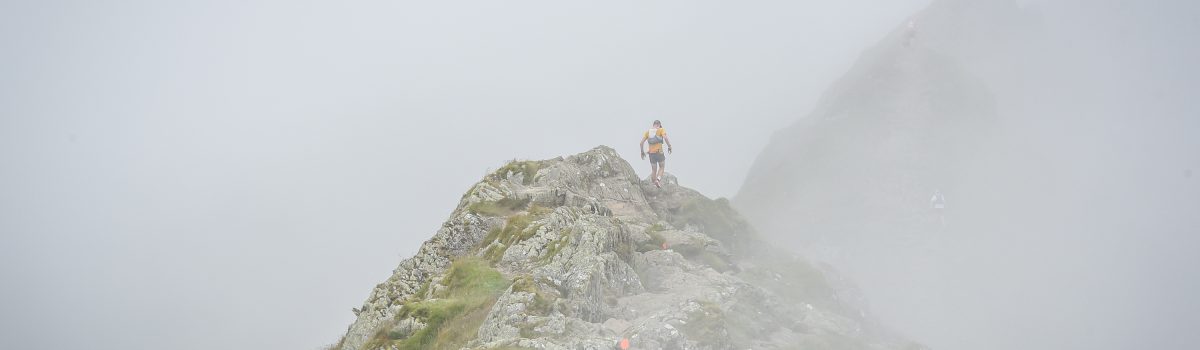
[0,1,931,349]
[735,1,1200,350]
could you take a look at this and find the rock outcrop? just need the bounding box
[331,146,918,350]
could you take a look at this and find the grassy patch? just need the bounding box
[496,160,543,185]
[468,196,531,217]
[681,301,727,346]
[438,258,511,296]
[615,238,635,263]
[674,244,733,272]
[671,197,757,253]
[480,214,541,264]
[771,259,832,304]
[527,204,553,217]
[482,244,507,265]
[695,252,732,272]
[536,228,575,263]
[741,257,842,314]
[366,258,510,350]
[511,275,555,316]
[411,280,432,301]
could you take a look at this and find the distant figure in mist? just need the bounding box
[639,120,673,188]
[931,189,947,228]
[905,20,917,47]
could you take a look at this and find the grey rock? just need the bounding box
[331,146,919,350]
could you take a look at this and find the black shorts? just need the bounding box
[649,152,665,164]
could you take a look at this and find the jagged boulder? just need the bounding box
[331,146,919,350]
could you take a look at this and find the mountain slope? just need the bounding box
[730,0,1039,243]
[331,146,917,350]
[735,33,997,242]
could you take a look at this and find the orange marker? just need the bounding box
[619,338,630,350]
[661,242,668,250]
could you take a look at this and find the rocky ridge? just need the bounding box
[332,146,918,350]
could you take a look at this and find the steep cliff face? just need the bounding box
[331,146,917,350]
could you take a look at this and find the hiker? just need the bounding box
[930,189,946,228]
[639,120,673,187]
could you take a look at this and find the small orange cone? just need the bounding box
[619,338,630,350]
[661,242,668,250]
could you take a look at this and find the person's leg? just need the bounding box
[657,160,666,182]
[650,161,659,183]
